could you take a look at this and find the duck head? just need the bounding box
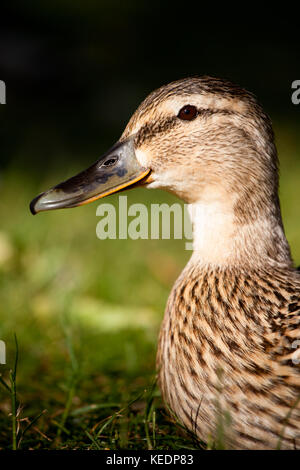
[30,77,293,266]
[30,77,278,219]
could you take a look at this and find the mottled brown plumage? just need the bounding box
[122,77,300,449]
[158,265,300,449]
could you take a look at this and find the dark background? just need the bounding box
[0,2,299,173]
[0,2,300,450]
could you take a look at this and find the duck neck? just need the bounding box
[188,199,293,269]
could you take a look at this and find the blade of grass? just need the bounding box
[85,430,102,450]
[0,375,11,393]
[70,403,120,417]
[144,380,157,450]
[10,334,19,450]
[56,324,80,440]
[18,410,47,448]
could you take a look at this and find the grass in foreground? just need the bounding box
[0,331,205,450]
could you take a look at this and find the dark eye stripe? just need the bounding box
[134,107,237,147]
[134,116,177,147]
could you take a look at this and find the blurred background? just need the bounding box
[0,1,299,449]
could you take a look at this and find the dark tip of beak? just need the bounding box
[29,194,42,215]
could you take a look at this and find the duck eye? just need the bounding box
[177,105,198,121]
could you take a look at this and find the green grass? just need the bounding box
[0,118,300,449]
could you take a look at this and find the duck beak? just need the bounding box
[30,137,151,215]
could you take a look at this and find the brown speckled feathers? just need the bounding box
[158,264,300,449]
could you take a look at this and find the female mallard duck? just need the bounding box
[30,77,300,449]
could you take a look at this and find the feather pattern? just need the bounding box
[157,262,300,449]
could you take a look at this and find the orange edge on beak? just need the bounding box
[140,173,154,185]
[76,169,151,207]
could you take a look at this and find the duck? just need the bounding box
[30,76,300,450]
